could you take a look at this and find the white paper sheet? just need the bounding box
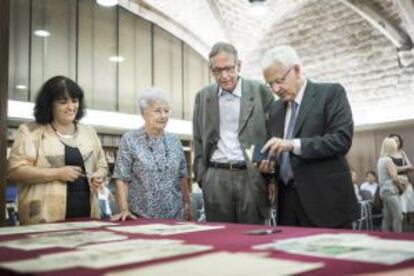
[254,233,414,265]
[107,223,225,235]
[106,251,324,276]
[0,230,126,250]
[0,221,118,236]
[0,240,213,273]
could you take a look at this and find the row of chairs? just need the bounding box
[353,189,383,231]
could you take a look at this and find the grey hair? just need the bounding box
[137,87,170,114]
[260,45,302,70]
[209,42,238,67]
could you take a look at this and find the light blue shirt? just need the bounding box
[211,78,244,162]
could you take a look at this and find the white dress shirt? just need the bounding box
[284,79,307,155]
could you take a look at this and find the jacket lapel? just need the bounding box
[293,81,317,137]
[238,79,255,134]
[206,84,220,134]
[272,101,287,137]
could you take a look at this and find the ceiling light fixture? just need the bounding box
[15,85,28,90]
[96,0,118,7]
[33,29,51,37]
[248,0,267,17]
[109,56,125,63]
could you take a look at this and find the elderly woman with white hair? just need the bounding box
[111,88,191,221]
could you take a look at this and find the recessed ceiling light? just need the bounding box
[109,56,125,63]
[33,30,51,37]
[97,0,118,7]
[249,0,267,17]
[15,85,28,90]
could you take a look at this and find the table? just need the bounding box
[1,219,414,275]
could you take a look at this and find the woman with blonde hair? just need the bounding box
[377,137,407,232]
[388,133,414,224]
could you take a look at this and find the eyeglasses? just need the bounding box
[150,107,171,116]
[211,64,236,76]
[266,66,294,87]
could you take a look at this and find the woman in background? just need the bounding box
[8,76,108,225]
[388,133,414,225]
[111,87,191,221]
[377,137,407,232]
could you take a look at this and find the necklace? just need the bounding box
[145,133,169,173]
[50,123,78,147]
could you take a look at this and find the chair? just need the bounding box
[359,190,373,201]
[5,184,18,226]
[353,200,372,230]
[268,207,277,226]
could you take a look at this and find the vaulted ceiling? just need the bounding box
[125,0,414,127]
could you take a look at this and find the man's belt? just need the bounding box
[208,161,247,170]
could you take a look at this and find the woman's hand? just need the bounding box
[110,210,137,221]
[183,203,192,221]
[89,174,104,191]
[397,182,407,195]
[57,166,82,182]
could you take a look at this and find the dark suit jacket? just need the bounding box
[192,78,274,217]
[268,80,357,227]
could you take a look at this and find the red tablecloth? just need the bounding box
[1,219,414,275]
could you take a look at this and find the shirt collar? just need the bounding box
[291,78,307,107]
[218,77,242,97]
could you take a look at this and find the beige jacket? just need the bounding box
[8,122,109,225]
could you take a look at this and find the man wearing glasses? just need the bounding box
[192,42,275,224]
[259,45,357,228]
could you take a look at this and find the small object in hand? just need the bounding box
[243,228,282,235]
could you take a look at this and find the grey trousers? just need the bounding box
[382,193,403,232]
[202,167,269,224]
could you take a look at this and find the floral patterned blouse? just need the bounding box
[113,127,188,219]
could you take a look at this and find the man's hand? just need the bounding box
[262,137,294,158]
[257,159,275,174]
[267,181,277,205]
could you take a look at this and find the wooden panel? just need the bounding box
[0,0,10,226]
[347,130,377,182]
[348,125,414,184]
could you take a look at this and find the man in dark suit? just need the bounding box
[192,42,275,224]
[259,45,357,228]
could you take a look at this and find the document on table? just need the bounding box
[0,221,118,236]
[107,223,225,235]
[105,251,324,276]
[254,233,414,265]
[0,239,213,273]
[79,238,184,252]
[0,230,127,250]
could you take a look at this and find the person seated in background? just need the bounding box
[351,170,362,201]
[111,88,191,221]
[360,171,379,198]
[7,76,108,225]
[377,137,408,232]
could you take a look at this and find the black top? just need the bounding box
[64,145,90,218]
[391,157,405,175]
